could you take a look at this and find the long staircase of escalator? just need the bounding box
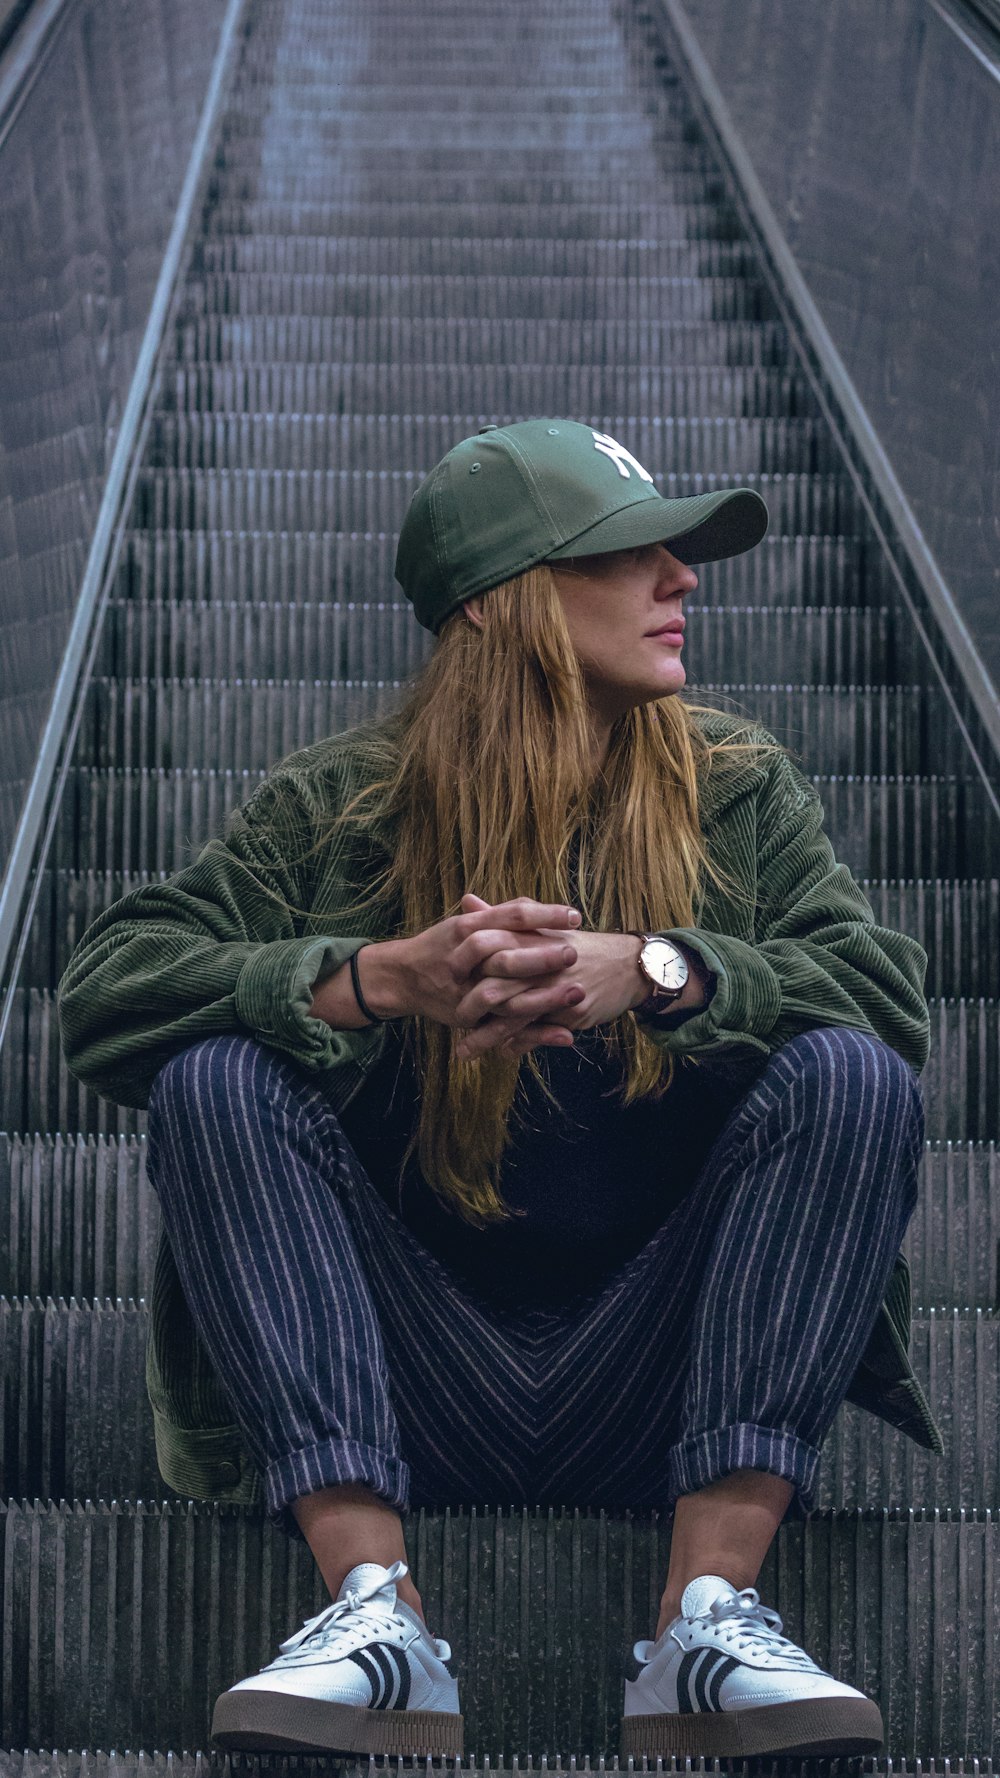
[2,0,999,1765]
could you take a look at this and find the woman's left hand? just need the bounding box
[452,893,644,1060]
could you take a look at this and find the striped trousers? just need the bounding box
[144,1025,924,1531]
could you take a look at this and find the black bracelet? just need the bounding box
[349,947,384,1026]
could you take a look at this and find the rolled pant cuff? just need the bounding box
[265,1436,412,1521]
[667,1423,821,1514]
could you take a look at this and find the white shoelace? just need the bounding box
[272,1559,409,1664]
[700,1587,818,1667]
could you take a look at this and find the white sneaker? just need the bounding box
[621,1572,884,1758]
[211,1559,463,1755]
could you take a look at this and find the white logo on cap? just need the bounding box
[592,431,655,482]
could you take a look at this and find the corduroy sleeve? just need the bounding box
[635,746,931,1075]
[56,770,382,1109]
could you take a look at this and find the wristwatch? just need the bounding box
[626,930,713,1021]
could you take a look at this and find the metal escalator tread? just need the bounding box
[5,978,998,1146]
[78,680,950,778]
[145,413,839,475]
[133,468,865,536]
[4,0,999,1761]
[2,1297,998,1509]
[21,864,998,1005]
[99,602,897,684]
[203,200,745,235]
[162,365,817,414]
[174,316,795,366]
[6,1119,1000,1304]
[114,530,882,605]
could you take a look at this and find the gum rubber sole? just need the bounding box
[211,1689,465,1755]
[620,1694,885,1758]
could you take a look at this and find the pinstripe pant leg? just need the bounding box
[534,1027,924,1514]
[145,1032,545,1524]
[145,1034,414,1524]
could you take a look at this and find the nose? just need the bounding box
[656,543,698,594]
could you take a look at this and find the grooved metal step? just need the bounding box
[20,870,1000,1006]
[2,1502,996,1758]
[162,364,816,416]
[4,983,1000,1144]
[1,1762,995,1778]
[144,414,837,476]
[113,530,888,609]
[6,0,998,1758]
[2,1298,997,1509]
[81,679,953,778]
[4,1128,999,1308]
[178,275,767,323]
[39,762,1000,879]
[174,316,793,366]
[133,467,861,535]
[204,172,732,207]
[100,602,902,688]
[201,200,744,237]
[193,239,762,281]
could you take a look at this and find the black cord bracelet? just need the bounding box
[349,947,384,1026]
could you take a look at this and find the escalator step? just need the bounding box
[132,468,862,536]
[1,1298,996,1509]
[1,1499,994,1758]
[81,680,951,781]
[99,600,899,689]
[4,1125,998,1307]
[144,413,834,476]
[23,870,998,1008]
[114,529,887,611]
[204,171,731,207]
[162,363,816,417]
[176,274,772,324]
[194,235,761,280]
[201,199,744,238]
[5,979,998,1144]
[46,758,1000,877]
[173,316,793,367]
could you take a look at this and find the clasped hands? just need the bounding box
[451,891,704,1063]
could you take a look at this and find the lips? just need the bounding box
[646,622,685,636]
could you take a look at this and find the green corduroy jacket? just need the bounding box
[56,705,944,1502]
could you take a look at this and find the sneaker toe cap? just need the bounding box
[228,1665,372,1704]
[730,1671,869,1707]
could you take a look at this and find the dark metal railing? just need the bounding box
[653,0,1000,787]
[0,0,244,1032]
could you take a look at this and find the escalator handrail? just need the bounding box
[0,0,249,1044]
[652,0,1000,793]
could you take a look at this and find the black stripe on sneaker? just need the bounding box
[708,1654,741,1710]
[675,1648,704,1712]
[623,1647,645,1683]
[392,1645,412,1710]
[368,1643,398,1708]
[694,1648,724,1712]
[347,1648,385,1705]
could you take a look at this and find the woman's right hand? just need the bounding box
[399,895,586,1052]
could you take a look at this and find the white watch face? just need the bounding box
[642,938,688,991]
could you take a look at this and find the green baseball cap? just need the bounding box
[395,417,769,635]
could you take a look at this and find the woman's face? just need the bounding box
[464,540,698,744]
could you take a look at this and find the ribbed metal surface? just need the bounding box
[2,1502,998,1757]
[3,1760,996,1778]
[11,992,1000,1151]
[0,0,229,864]
[3,1298,1000,1510]
[2,1130,999,1310]
[2,0,999,1761]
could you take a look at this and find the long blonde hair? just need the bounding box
[260,562,786,1225]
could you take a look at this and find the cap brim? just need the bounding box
[544,486,768,566]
